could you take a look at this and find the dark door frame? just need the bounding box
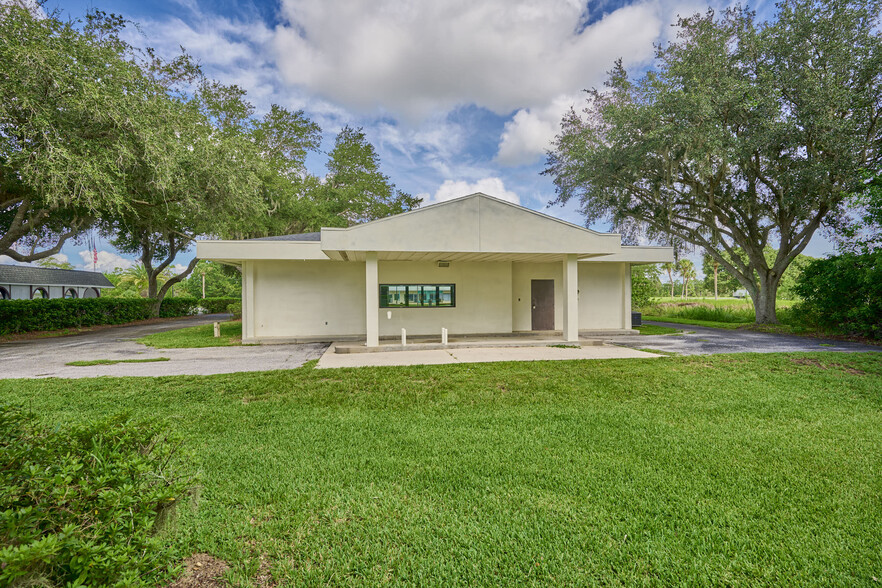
[531,279,555,330]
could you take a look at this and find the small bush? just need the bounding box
[0,407,194,587]
[227,302,242,319]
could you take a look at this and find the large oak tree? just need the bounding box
[0,6,185,262]
[546,0,882,323]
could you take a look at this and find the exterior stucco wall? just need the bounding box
[242,258,634,342]
[511,262,564,331]
[578,262,629,330]
[377,261,512,336]
[250,260,365,339]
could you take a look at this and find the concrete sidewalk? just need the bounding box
[316,343,659,368]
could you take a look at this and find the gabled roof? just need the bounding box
[0,265,114,288]
[320,192,621,261]
[196,192,674,264]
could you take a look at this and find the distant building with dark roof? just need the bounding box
[0,265,114,300]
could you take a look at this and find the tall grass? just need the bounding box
[643,301,797,325]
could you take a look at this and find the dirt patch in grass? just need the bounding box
[791,357,867,375]
[168,553,229,588]
[253,553,277,587]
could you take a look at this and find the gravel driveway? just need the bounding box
[0,315,327,379]
[611,321,881,356]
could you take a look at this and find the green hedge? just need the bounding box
[0,297,238,335]
[0,406,193,586]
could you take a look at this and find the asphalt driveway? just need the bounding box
[1,316,878,379]
[611,321,881,356]
[0,315,327,379]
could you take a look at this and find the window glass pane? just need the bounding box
[438,285,453,306]
[420,285,437,306]
[379,284,455,308]
[381,285,407,307]
[407,286,420,306]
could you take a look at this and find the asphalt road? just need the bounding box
[611,321,882,356]
[0,315,327,379]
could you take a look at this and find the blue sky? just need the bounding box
[17,0,833,276]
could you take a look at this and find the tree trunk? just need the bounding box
[154,257,199,317]
[751,272,781,324]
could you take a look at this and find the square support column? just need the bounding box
[622,263,632,330]
[365,252,379,347]
[243,260,255,342]
[562,254,579,342]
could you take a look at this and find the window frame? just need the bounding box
[379,284,455,308]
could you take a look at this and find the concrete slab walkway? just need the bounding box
[316,343,659,369]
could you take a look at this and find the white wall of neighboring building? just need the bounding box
[0,284,103,300]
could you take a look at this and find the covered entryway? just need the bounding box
[531,279,554,330]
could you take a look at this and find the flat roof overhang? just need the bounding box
[196,240,630,264]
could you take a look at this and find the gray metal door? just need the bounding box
[531,279,554,330]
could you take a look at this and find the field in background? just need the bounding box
[641,297,798,329]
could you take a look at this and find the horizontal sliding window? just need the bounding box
[380,284,455,308]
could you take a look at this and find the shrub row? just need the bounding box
[0,297,238,335]
[794,251,882,339]
[0,407,193,586]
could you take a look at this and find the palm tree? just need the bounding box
[118,264,175,298]
[677,259,697,299]
[661,262,676,298]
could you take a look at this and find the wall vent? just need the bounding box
[437,260,450,268]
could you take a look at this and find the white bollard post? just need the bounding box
[213,322,220,338]
[401,328,406,346]
[441,327,448,346]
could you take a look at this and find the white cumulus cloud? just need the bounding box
[496,94,583,166]
[272,0,663,122]
[420,177,521,206]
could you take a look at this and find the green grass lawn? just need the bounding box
[137,320,243,348]
[643,315,751,330]
[2,353,880,585]
[634,323,682,335]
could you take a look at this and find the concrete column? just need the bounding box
[243,261,256,341]
[365,252,379,347]
[623,263,632,330]
[562,254,579,342]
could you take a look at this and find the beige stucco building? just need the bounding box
[197,193,673,345]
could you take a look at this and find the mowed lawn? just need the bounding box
[2,353,881,586]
